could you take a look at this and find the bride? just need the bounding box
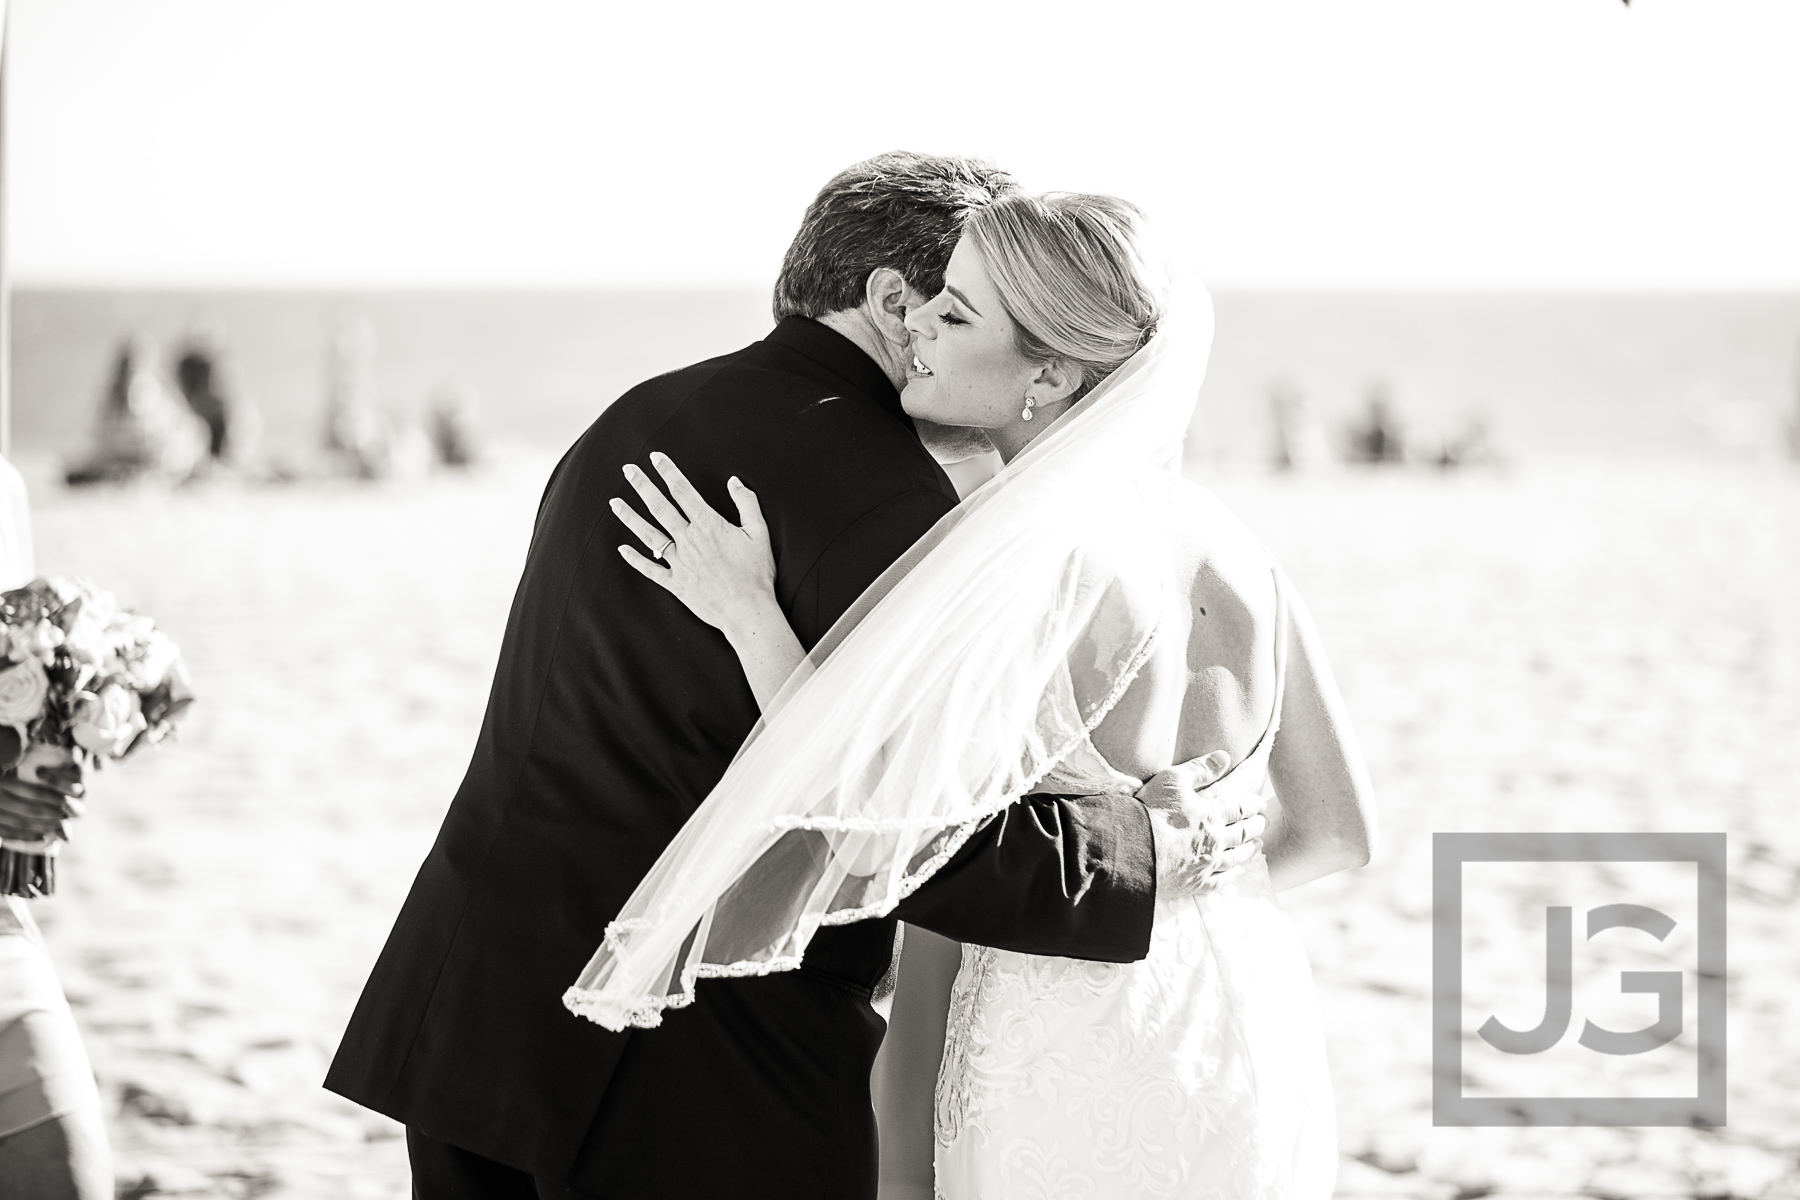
[572,192,1377,1197]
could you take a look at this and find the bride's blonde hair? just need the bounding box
[963,192,1165,401]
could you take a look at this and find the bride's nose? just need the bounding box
[903,305,934,339]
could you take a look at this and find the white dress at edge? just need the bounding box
[0,454,31,591]
[933,569,1337,1200]
[0,453,105,1142]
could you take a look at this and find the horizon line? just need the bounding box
[13,281,1800,298]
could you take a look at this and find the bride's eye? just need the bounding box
[938,312,967,327]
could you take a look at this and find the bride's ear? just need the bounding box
[864,268,915,349]
[1028,359,1084,408]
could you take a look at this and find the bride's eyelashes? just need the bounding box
[937,312,968,327]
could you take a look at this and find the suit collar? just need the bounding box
[766,317,905,422]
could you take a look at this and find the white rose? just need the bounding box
[57,592,111,661]
[61,609,109,667]
[128,631,182,692]
[107,612,154,651]
[71,684,147,758]
[8,619,64,665]
[79,589,118,628]
[0,658,51,726]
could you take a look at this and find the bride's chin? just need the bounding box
[900,379,936,415]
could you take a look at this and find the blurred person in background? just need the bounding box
[0,455,112,1200]
[1790,337,1800,460]
[323,318,397,479]
[1437,412,1498,469]
[1349,381,1406,464]
[174,323,259,469]
[427,383,485,469]
[1270,377,1333,472]
[65,335,209,487]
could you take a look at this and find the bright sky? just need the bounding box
[8,0,1798,288]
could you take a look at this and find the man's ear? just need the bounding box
[863,268,918,349]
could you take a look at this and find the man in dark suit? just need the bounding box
[326,153,1249,1200]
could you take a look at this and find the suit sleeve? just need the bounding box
[790,487,1160,965]
[892,794,1157,963]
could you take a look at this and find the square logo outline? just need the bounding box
[1432,831,1726,1127]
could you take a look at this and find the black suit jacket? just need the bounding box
[324,318,1157,1199]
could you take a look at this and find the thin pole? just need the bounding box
[1,0,11,461]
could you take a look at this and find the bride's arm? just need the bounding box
[612,454,804,710]
[1265,584,1379,891]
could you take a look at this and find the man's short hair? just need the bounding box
[773,152,1019,321]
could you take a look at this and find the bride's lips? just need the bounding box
[908,353,935,380]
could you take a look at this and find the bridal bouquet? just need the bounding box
[0,578,194,897]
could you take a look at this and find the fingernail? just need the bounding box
[728,476,741,488]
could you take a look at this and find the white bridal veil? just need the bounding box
[564,293,1215,1031]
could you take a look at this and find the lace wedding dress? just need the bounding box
[933,570,1338,1199]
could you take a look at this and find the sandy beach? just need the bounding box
[17,452,1800,1199]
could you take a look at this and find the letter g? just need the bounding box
[1578,903,1683,1055]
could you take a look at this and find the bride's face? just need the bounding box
[901,238,1043,430]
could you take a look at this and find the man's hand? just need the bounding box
[1137,751,1270,897]
[0,773,85,842]
[0,726,88,843]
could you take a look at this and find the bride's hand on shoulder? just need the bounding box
[613,452,778,636]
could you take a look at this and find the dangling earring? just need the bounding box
[1021,395,1036,422]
